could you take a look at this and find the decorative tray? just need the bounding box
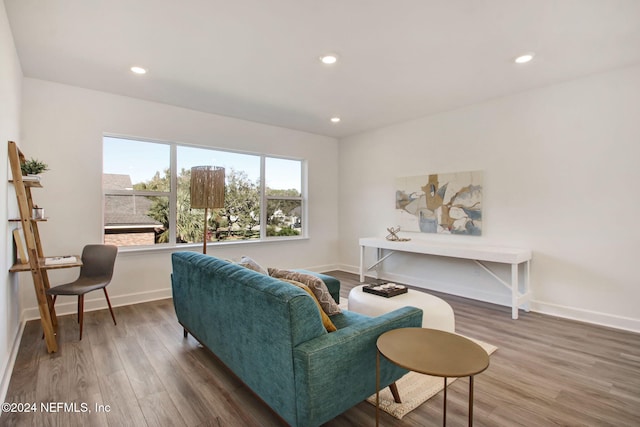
[362,283,408,298]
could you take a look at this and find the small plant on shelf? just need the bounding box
[21,158,49,175]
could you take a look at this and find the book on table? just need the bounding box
[45,256,78,266]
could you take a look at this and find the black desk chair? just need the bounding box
[46,244,118,340]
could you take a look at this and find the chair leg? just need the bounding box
[78,295,85,340]
[104,288,117,325]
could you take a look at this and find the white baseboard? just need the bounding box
[337,264,359,275]
[0,320,26,406]
[21,288,173,321]
[531,301,640,333]
[301,263,343,273]
[337,264,640,334]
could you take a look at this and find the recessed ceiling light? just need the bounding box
[330,117,341,123]
[320,54,338,65]
[514,53,535,64]
[130,66,147,74]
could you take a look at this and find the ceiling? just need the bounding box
[5,0,640,139]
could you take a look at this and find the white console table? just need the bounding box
[359,237,532,319]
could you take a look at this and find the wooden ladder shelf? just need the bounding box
[8,141,81,353]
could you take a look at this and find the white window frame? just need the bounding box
[103,135,307,250]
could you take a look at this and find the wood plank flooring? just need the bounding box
[3,271,640,426]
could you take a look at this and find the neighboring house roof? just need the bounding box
[103,173,134,191]
[104,196,163,227]
[103,174,163,228]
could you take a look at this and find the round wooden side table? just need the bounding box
[376,328,490,427]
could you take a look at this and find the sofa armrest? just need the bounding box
[292,306,422,426]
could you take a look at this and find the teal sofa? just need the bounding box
[171,252,423,427]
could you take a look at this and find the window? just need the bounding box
[103,137,170,246]
[176,145,261,243]
[265,157,303,237]
[102,136,305,248]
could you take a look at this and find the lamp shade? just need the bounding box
[190,166,225,209]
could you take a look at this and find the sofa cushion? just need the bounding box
[292,269,340,303]
[279,279,337,332]
[238,255,269,275]
[268,268,341,316]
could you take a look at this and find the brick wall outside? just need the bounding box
[104,232,155,247]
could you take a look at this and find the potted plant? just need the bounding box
[21,158,49,176]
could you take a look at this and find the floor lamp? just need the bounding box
[190,166,225,254]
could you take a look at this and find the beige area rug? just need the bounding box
[366,338,497,420]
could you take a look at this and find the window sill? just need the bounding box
[115,236,310,255]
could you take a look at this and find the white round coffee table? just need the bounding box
[348,285,455,332]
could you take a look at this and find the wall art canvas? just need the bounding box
[395,170,483,235]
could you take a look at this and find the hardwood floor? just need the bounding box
[3,271,640,426]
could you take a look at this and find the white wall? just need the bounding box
[0,1,23,402]
[20,78,340,318]
[338,64,640,332]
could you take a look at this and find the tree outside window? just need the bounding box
[103,136,305,247]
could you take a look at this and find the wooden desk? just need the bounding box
[359,237,532,319]
[10,255,82,272]
[10,255,82,353]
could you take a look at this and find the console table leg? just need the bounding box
[511,263,519,319]
[359,245,365,282]
[524,260,531,312]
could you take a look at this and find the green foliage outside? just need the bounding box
[266,225,300,237]
[135,168,300,243]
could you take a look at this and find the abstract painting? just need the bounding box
[396,170,483,235]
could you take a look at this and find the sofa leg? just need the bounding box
[389,382,401,403]
[183,328,188,338]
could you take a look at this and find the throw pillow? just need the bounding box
[268,268,341,316]
[238,255,269,275]
[278,279,336,332]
